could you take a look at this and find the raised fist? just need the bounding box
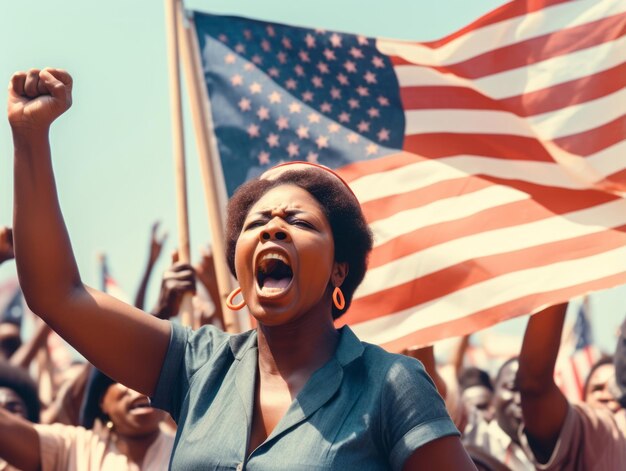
[8,68,72,130]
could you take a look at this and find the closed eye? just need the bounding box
[244,219,267,230]
[289,217,315,229]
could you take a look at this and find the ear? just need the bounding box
[99,396,109,416]
[331,261,349,288]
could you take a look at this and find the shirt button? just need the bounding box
[236,463,243,471]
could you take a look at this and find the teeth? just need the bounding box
[260,252,290,267]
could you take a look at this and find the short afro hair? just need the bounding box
[459,367,494,392]
[79,366,116,429]
[0,360,40,422]
[225,168,373,319]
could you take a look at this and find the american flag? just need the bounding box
[99,254,130,304]
[190,0,626,350]
[555,298,601,402]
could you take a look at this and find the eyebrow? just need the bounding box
[249,209,306,218]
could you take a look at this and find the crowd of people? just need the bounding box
[0,68,625,470]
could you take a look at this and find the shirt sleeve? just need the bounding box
[150,322,230,421]
[381,356,460,471]
[34,423,91,471]
[519,403,624,470]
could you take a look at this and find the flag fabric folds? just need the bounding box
[190,0,626,350]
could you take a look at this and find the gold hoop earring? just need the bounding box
[226,287,246,310]
[332,286,345,310]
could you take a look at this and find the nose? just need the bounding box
[512,390,521,406]
[259,220,291,242]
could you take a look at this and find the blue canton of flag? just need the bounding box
[194,13,405,196]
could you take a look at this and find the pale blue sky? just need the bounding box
[1,0,624,352]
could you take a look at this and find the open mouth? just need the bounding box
[128,397,152,413]
[256,251,293,294]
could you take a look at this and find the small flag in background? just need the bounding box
[191,0,626,350]
[99,254,131,304]
[555,298,601,402]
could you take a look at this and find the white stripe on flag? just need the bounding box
[353,245,626,345]
[376,0,625,66]
[357,198,626,298]
[392,36,626,100]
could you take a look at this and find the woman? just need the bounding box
[8,68,475,470]
[0,362,173,471]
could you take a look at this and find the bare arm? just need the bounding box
[517,303,569,463]
[134,222,167,309]
[403,436,476,470]
[10,68,170,395]
[451,335,470,378]
[0,407,41,471]
[9,318,51,369]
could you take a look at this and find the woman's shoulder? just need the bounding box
[361,340,428,379]
[338,327,433,392]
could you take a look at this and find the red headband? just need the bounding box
[259,161,358,199]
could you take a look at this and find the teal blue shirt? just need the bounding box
[152,323,458,470]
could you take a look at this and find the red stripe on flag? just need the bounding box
[601,168,626,190]
[402,134,556,161]
[500,63,626,117]
[552,116,626,156]
[375,272,626,351]
[421,0,573,48]
[430,14,626,79]
[360,177,618,230]
[340,225,626,326]
[365,193,622,270]
[399,63,626,117]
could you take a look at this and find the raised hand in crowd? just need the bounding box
[10,68,171,396]
[0,227,14,265]
[518,303,626,469]
[134,221,168,310]
[151,254,196,320]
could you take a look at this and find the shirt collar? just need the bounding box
[335,326,365,366]
[229,325,364,365]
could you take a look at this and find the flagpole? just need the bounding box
[164,0,194,327]
[176,2,241,333]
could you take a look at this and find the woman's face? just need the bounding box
[100,383,164,438]
[585,363,621,414]
[235,184,339,325]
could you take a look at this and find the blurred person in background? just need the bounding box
[459,366,495,423]
[517,304,626,470]
[463,355,532,470]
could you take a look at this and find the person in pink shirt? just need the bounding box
[517,304,626,470]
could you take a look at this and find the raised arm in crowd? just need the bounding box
[10,68,171,396]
